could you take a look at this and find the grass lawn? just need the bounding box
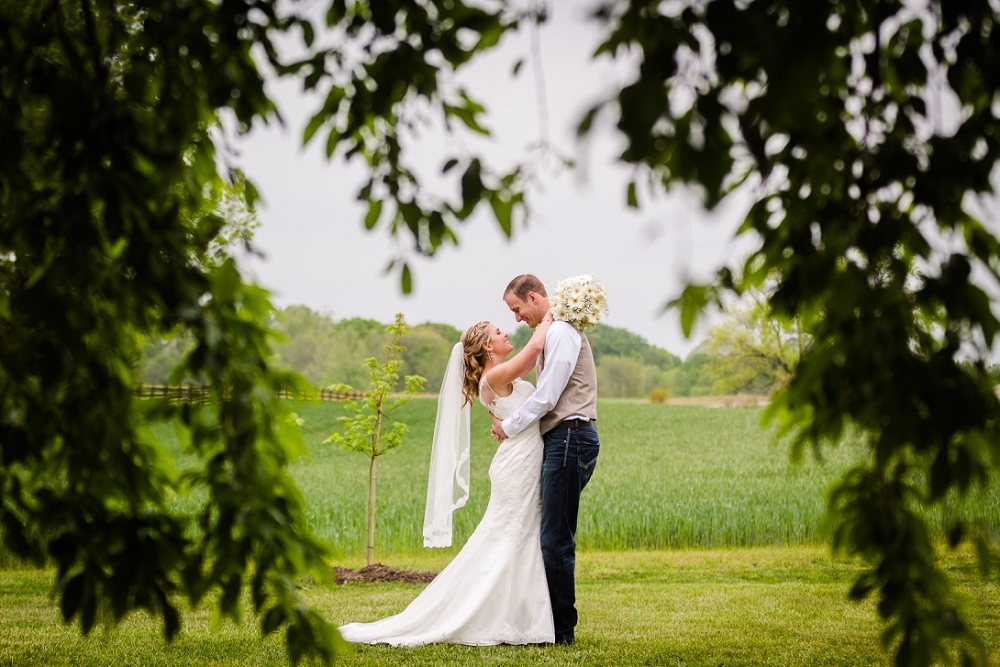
[1,547,998,666]
[3,401,998,665]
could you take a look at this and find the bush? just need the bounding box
[648,388,669,404]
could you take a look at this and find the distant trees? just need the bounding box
[701,283,810,396]
[141,307,460,392]
[596,356,646,398]
[139,311,804,399]
[273,310,389,389]
[658,353,713,398]
[398,323,460,391]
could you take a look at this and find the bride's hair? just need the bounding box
[460,321,491,407]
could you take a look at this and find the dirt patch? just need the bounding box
[334,563,437,585]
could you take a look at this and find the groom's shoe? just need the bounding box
[555,634,575,646]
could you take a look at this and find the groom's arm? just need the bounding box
[500,321,581,438]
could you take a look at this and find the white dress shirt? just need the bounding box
[501,321,583,438]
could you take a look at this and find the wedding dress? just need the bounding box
[338,378,554,646]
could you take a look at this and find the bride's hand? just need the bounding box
[489,412,506,443]
[535,310,554,335]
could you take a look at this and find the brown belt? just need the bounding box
[557,418,595,429]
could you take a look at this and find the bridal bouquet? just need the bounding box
[550,274,609,331]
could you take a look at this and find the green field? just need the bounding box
[3,400,1000,666]
[156,399,999,558]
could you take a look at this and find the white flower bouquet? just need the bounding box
[550,274,609,331]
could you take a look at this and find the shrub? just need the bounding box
[648,388,669,404]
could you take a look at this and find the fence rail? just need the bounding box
[136,384,366,404]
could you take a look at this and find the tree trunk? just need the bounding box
[366,454,377,566]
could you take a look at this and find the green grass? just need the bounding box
[3,402,1000,665]
[2,547,998,666]
[153,400,1000,556]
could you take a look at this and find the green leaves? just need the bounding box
[582,3,1000,664]
[364,200,383,230]
[296,0,523,279]
[401,263,413,294]
[668,283,719,337]
[444,94,491,136]
[0,1,338,662]
[459,159,485,218]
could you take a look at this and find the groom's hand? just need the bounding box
[490,413,508,443]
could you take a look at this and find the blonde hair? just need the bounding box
[460,321,492,407]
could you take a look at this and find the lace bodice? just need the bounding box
[479,378,535,420]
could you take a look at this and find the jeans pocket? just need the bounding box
[577,440,599,485]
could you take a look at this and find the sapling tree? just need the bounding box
[326,313,425,566]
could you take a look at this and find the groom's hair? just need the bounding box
[504,274,547,301]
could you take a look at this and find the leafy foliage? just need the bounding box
[287,0,537,291]
[322,314,425,566]
[580,2,1000,663]
[0,1,342,662]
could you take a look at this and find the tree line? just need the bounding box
[142,305,795,399]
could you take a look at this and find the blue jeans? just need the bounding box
[540,424,599,644]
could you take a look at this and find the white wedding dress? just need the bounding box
[338,378,555,646]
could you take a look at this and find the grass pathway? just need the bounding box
[2,547,998,666]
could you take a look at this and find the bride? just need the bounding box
[338,315,555,646]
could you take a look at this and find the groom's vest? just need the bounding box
[537,328,598,435]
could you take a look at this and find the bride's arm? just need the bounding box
[483,314,553,390]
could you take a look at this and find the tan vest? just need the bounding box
[538,329,598,435]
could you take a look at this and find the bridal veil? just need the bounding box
[422,342,471,548]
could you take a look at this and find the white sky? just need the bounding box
[230,3,758,358]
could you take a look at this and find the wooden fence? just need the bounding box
[136,384,366,404]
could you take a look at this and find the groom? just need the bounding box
[491,274,600,645]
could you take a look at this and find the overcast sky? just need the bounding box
[230,3,759,358]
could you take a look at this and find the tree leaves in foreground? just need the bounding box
[588,2,1000,664]
[0,1,341,663]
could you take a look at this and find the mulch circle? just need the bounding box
[334,563,437,585]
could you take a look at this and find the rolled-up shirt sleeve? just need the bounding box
[501,321,580,437]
